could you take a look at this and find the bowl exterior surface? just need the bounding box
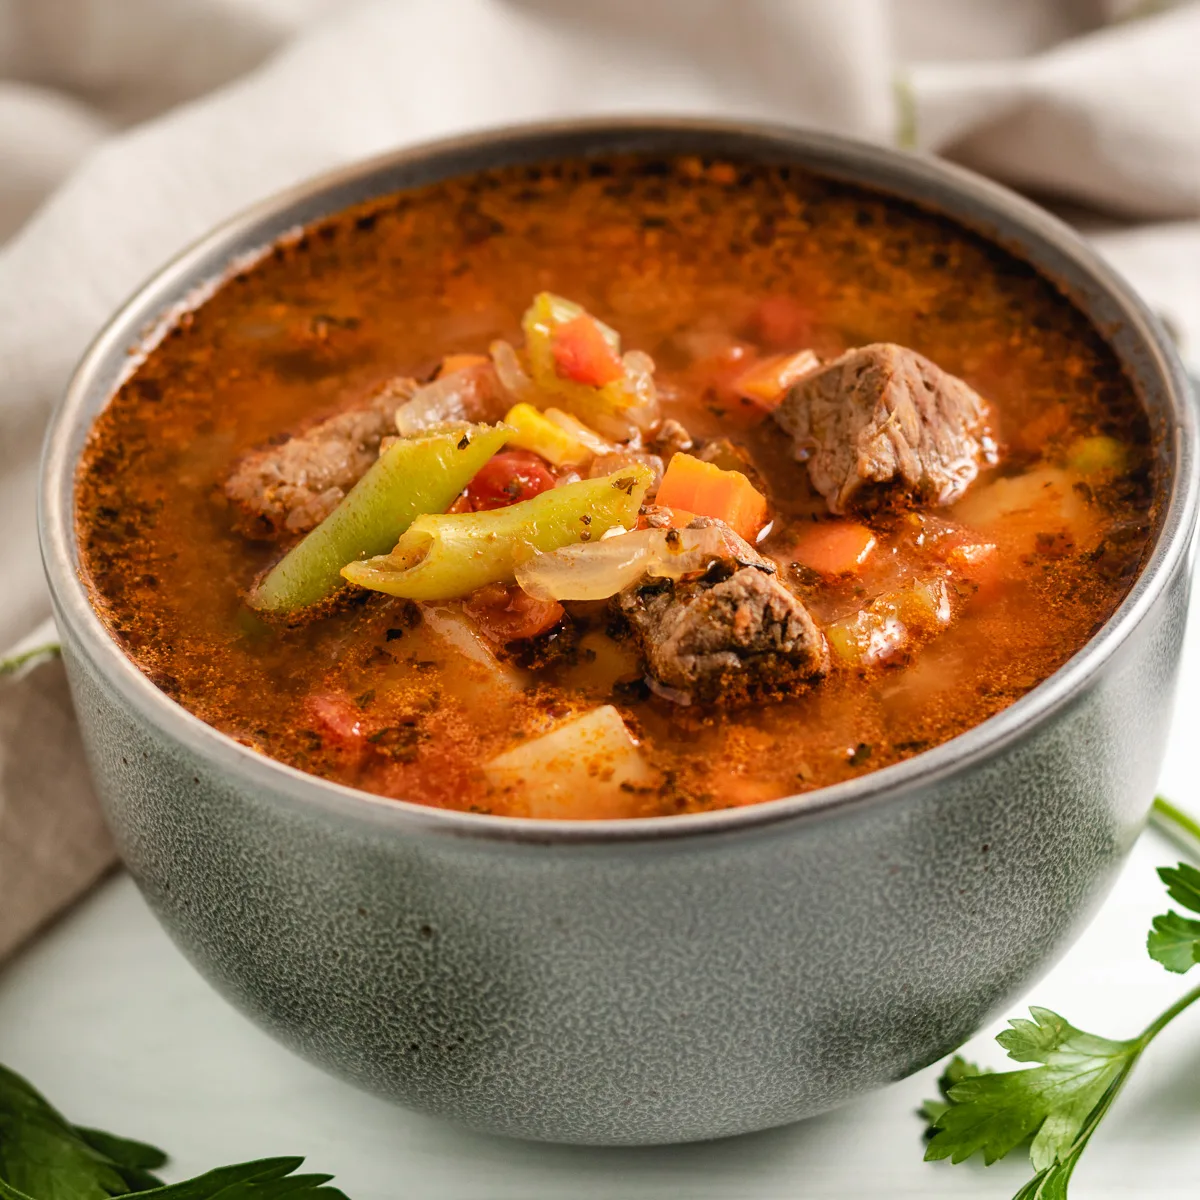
[57,569,1186,1143]
[42,121,1197,1144]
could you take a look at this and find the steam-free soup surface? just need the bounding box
[77,155,1156,818]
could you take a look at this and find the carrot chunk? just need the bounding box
[656,453,768,541]
[732,349,819,410]
[550,315,625,387]
[438,352,490,376]
[790,521,877,576]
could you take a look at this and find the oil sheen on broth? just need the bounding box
[76,155,1156,819]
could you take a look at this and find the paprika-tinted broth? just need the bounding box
[76,155,1156,818]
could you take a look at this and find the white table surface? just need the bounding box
[4,606,1200,1199]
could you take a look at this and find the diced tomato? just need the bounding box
[748,296,813,349]
[791,521,877,576]
[550,315,625,387]
[463,582,565,644]
[303,693,368,767]
[446,492,473,514]
[465,450,557,511]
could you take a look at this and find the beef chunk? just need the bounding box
[224,376,416,538]
[773,343,990,514]
[616,560,828,706]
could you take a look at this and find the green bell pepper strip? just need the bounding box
[248,423,511,613]
[341,465,653,601]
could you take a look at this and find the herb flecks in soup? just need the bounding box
[77,155,1156,819]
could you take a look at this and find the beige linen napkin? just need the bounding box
[2,0,1198,959]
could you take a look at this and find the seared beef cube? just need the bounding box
[224,376,416,537]
[616,566,828,705]
[773,343,990,514]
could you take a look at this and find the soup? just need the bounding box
[76,154,1156,819]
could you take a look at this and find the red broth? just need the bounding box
[76,155,1156,818]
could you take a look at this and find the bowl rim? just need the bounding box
[38,114,1200,847]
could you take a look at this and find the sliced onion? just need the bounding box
[583,349,660,441]
[544,408,618,456]
[489,339,540,404]
[618,349,661,432]
[395,363,506,435]
[514,524,767,602]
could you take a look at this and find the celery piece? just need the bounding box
[249,423,511,613]
[825,608,908,667]
[1068,435,1127,478]
[342,465,652,601]
[825,577,952,667]
[520,292,659,439]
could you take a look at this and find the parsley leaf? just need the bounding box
[0,1064,350,1200]
[1147,910,1200,972]
[0,1160,349,1200]
[921,797,1200,1199]
[1011,1155,1081,1200]
[1159,860,1200,910]
[0,1064,166,1198]
[1147,862,1200,973]
[116,1158,348,1200]
[74,1131,168,1192]
[1007,1063,1131,1200]
[924,1009,1138,1170]
[918,1055,984,1134]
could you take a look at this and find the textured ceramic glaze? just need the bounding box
[41,121,1198,1145]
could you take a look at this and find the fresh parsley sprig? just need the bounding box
[0,1062,349,1200]
[0,1064,166,1197]
[921,795,1200,1198]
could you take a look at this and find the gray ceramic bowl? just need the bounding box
[40,119,1198,1146]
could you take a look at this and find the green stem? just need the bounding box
[1150,795,1200,860]
[0,643,61,677]
[1037,798,1200,1175]
[1138,977,1200,1046]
